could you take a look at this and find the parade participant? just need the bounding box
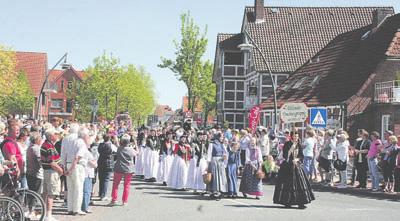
[186,131,208,192]
[273,131,315,209]
[239,137,263,199]
[226,135,240,198]
[168,135,191,190]
[157,131,174,186]
[368,131,383,191]
[41,128,63,221]
[97,134,116,201]
[144,129,160,182]
[109,134,137,206]
[206,132,228,200]
[334,133,350,188]
[354,129,370,189]
[135,128,148,178]
[382,135,398,193]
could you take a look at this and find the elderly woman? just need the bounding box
[206,132,228,200]
[239,137,263,199]
[109,134,137,206]
[334,133,350,188]
[381,135,399,193]
[26,132,43,194]
[273,132,315,209]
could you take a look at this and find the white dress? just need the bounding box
[187,156,207,191]
[144,147,159,179]
[157,147,173,183]
[135,145,146,176]
[168,144,189,189]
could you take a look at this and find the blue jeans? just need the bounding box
[98,170,112,198]
[368,158,379,189]
[303,156,314,176]
[82,177,93,212]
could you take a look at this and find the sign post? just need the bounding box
[310,107,327,128]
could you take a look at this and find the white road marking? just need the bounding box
[225,199,263,210]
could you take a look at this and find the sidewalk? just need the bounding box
[311,183,400,201]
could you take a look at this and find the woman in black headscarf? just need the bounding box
[273,131,315,209]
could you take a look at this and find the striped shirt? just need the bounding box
[40,140,60,170]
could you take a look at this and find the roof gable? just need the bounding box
[262,13,400,108]
[244,6,395,73]
[15,51,47,97]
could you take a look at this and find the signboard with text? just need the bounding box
[280,103,308,123]
[248,105,261,134]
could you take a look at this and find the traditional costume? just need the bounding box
[206,134,228,198]
[168,137,191,189]
[239,144,263,198]
[186,137,208,191]
[157,136,174,184]
[144,134,160,181]
[226,145,240,197]
[273,140,315,208]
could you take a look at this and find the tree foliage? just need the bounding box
[159,11,209,112]
[0,46,34,116]
[196,61,216,126]
[69,52,156,125]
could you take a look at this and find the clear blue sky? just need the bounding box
[0,0,399,109]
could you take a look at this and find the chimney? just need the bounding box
[254,0,265,23]
[372,8,393,28]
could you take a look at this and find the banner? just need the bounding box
[248,105,261,134]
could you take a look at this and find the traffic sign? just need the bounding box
[310,107,327,128]
[280,103,308,123]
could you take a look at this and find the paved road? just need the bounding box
[54,178,399,221]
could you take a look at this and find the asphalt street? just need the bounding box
[52,178,399,221]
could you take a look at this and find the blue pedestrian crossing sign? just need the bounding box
[310,108,327,128]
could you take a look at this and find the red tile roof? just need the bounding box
[262,14,400,109]
[244,6,395,73]
[386,30,400,57]
[15,51,47,97]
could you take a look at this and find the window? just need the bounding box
[381,115,390,139]
[262,75,273,85]
[224,91,235,100]
[236,92,244,101]
[51,99,63,108]
[236,81,244,90]
[292,77,307,89]
[224,102,234,109]
[262,87,273,98]
[224,52,243,65]
[277,75,287,85]
[225,114,234,122]
[67,81,73,89]
[61,80,64,91]
[225,81,235,90]
[224,66,235,76]
[236,114,244,123]
[66,100,73,113]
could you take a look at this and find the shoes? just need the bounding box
[75,211,87,216]
[298,205,307,209]
[242,193,248,198]
[100,197,109,201]
[337,185,348,189]
[284,204,291,208]
[255,196,260,200]
[84,210,93,214]
[122,202,128,206]
[108,201,118,207]
[372,188,380,192]
[67,211,74,215]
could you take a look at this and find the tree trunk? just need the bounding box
[187,87,193,112]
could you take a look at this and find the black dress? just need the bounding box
[273,141,315,206]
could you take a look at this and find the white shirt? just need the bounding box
[259,134,270,156]
[81,147,96,178]
[335,140,349,162]
[303,137,316,158]
[240,136,251,150]
[60,133,79,166]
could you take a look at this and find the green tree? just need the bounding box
[3,71,35,116]
[69,52,156,124]
[196,61,216,127]
[158,11,208,112]
[0,46,18,113]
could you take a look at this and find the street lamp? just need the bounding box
[36,53,69,121]
[238,29,278,131]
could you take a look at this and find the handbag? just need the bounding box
[255,170,265,179]
[333,152,347,171]
[203,173,212,184]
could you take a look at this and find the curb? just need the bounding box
[311,184,400,201]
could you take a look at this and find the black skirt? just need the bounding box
[273,161,315,206]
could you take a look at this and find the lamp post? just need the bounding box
[238,29,278,131]
[36,53,70,121]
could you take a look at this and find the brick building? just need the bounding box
[213,0,395,129]
[263,13,400,138]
